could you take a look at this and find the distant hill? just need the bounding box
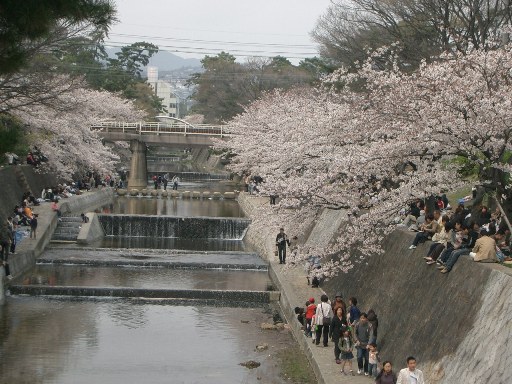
[105,47,202,71]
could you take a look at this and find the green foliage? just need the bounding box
[0,114,28,156]
[0,0,116,74]
[57,38,163,116]
[188,52,314,123]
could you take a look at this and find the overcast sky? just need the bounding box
[107,0,332,63]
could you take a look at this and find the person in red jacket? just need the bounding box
[304,297,316,337]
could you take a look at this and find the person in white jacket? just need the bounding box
[397,356,425,384]
[314,294,333,347]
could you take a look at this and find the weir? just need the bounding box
[98,214,251,240]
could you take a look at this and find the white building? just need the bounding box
[147,66,179,117]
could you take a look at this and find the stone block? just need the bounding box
[129,189,139,196]
[170,191,179,198]
[213,192,222,199]
[224,192,236,199]
[192,191,201,199]
[150,190,160,197]
[161,191,168,198]
[203,191,211,198]
[140,189,148,196]
[182,191,191,199]
[117,189,127,196]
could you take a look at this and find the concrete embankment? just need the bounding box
[238,192,512,384]
[0,165,59,219]
[325,229,512,384]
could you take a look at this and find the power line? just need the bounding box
[108,32,317,49]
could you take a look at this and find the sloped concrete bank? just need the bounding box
[325,230,512,384]
[239,192,512,384]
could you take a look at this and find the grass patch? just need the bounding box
[446,185,473,206]
[276,346,316,384]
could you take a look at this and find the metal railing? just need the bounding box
[91,121,228,137]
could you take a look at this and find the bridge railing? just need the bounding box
[91,122,228,137]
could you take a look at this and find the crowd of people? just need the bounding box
[398,193,511,274]
[0,169,119,280]
[295,293,424,383]
[151,173,180,191]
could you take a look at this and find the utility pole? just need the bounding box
[503,0,511,46]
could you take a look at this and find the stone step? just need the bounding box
[60,217,82,223]
[56,222,82,228]
[53,227,81,235]
[51,234,78,242]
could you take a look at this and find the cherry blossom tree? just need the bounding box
[12,79,144,178]
[219,44,512,276]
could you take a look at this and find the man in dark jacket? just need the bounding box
[354,313,371,376]
[275,228,290,264]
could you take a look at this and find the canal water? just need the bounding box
[0,181,307,384]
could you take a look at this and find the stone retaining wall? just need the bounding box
[325,230,512,384]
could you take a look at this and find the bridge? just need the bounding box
[91,120,229,146]
[91,118,230,190]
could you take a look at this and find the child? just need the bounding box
[305,298,316,337]
[339,329,355,376]
[368,343,380,378]
[310,313,317,344]
[30,214,38,239]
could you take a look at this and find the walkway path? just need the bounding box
[238,193,371,384]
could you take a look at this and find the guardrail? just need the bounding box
[91,122,228,137]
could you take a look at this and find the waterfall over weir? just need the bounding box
[98,214,251,240]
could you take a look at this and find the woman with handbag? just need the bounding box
[315,294,333,347]
[329,307,347,363]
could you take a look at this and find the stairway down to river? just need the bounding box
[10,247,273,306]
[51,217,82,242]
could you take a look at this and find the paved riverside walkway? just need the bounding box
[238,193,371,384]
[4,189,113,280]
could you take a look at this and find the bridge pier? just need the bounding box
[127,140,148,190]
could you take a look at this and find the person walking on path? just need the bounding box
[332,292,347,320]
[315,294,333,347]
[329,307,347,364]
[275,227,290,264]
[354,312,371,376]
[30,214,38,239]
[304,297,316,337]
[397,356,425,384]
[368,343,380,378]
[375,361,397,384]
[339,329,355,376]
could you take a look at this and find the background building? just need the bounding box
[147,66,179,117]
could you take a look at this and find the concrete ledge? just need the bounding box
[9,285,274,303]
[60,188,114,215]
[76,213,104,245]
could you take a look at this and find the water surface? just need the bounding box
[0,298,288,384]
